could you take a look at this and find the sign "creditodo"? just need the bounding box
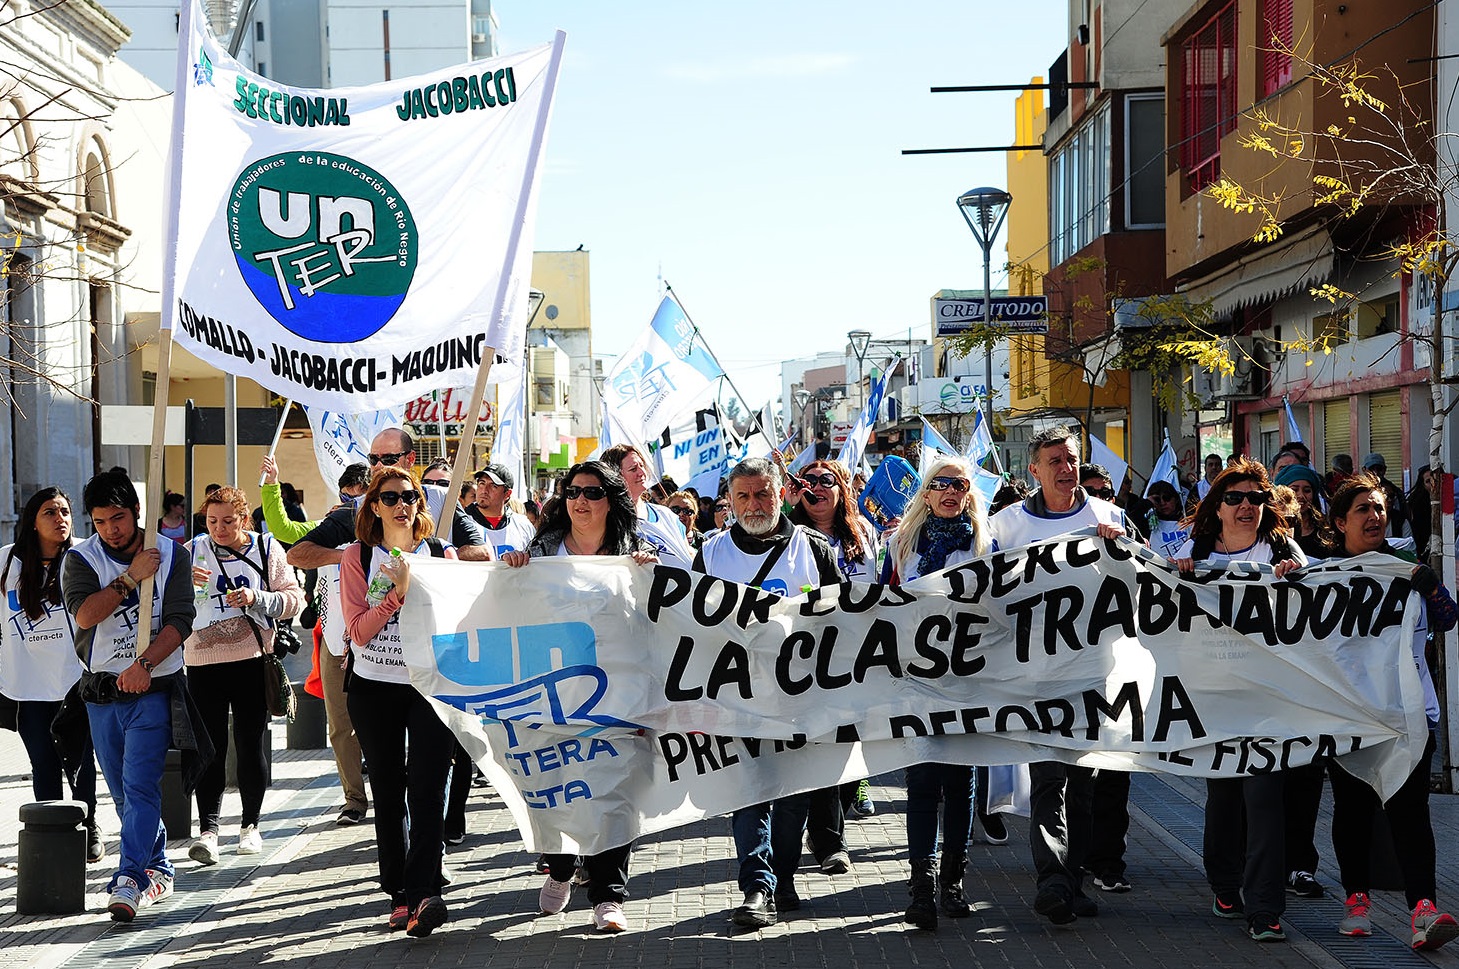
[935,296,1049,336]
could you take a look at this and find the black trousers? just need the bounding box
[1283,761,1325,875]
[805,785,848,862]
[444,742,473,838]
[190,657,271,833]
[1028,761,1094,896]
[1330,729,1438,908]
[546,844,632,905]
[347,674,454,908]
[1085,769,1131,879]
[1203,773,1285,921]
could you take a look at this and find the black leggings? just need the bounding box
[1330,729,1438,908]
[190,657,271,832]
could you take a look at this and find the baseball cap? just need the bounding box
[1362,452,1386,470]
[475,462,514,489]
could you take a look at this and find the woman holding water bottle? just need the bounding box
[339,466,457,938]
[185,486,303,865]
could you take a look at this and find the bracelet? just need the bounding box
[110,577,131,596]
[117,572,139,591]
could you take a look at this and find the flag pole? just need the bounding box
[662,282,770,444]
[437,29,566,539]
[257,398,293,486]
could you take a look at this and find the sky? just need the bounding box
[497,1,1068,409]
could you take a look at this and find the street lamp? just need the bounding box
[847,329,872,417]
[956,187,1012,421]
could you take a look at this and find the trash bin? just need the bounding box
[287,685,327,749]
[17,800,87,914]
[161,748,191,839]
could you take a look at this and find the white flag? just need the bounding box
[1089,435,1129,491]
[303,404,404,491]
[602,297,725,444]
[165,0,563,409]
[919,418,958,479]
[1144,432,1182,498]
[836,360,900,474]
[492,367,525,485]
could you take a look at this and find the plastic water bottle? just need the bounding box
[365,547,402,606]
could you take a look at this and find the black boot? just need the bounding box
[904,858,938,930]
[939,852,972,918]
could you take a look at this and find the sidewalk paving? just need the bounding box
[1,723,1457,969]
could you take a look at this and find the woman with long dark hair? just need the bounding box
[500,460,656,933]
[1172,458,1304,944]
[880,457,989,931]
[1320,472,1458,950]
[340,466,458,938]
[788,460,880,580]
[185,486,303,865]
[0,487,100,862]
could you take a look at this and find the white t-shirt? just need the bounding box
[0,547,81,701]
[68,534,185,676]
[1171,537,1309,568]
[480,514,536,557]
[1148,518,1192,560]
[352,539,449,684]
[697,527,823,597]
[811,519,880,582]
[988,494,1128,548]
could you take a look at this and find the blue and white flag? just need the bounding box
[657,408,727,497]
[1144,432,1182,498]
[919,418,958,479]
[836,359,900,474]
[787,440,818,474]
[492,367,525,486]
[1284,396,1304,444]
[971,465,1003,509]
[1089,435,1129,492]
[603,297,725,444]
[303,403,404,491]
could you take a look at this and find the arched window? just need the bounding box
[80,140,114,218]
[0,98,37,183]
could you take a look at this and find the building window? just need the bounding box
[1049,103,1110,264]
[1126,94,1165,228]
[1180,1,1237,193]
[1260,0,1293,98]
[255,20,265,42]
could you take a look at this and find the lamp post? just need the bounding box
[518,289,546,491]
[956,187,1012,426]
[847,329,872,418]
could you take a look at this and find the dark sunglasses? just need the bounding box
[714,503,729,511]
[928,476,970,493]
[563,485,607,501]
[377,489,420,507]
[1221,490,1270,507]
[368,452,406,466]
[802,472,838,489]
[421,477,450,487]
[670,506,695,517]
[1087,486,1115,500]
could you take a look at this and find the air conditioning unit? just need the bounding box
[1213,336,1261,400]
[471,31,487,43]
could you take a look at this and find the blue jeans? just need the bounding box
[88,692,173,892]
[906,763,974,862]
[732,792,811,894]
[18,699,96,820]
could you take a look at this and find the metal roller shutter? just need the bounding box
[1367,391,1403,469]
[1323,398,1350,471]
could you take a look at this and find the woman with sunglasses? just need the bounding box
[665,490,704,550]
[340,467,458,938]
[1,487,102,863]
[787,461,880,581]
[600,444,695,570]
[879,457,989,930]
[185,486,304,865]
[1319,473,1458,950]
[499,460,656,933]
[1172,458,1304,943]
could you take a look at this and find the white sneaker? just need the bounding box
[108,876,142,922]
[593,900,628,933]
[539,874,572,914]
[238,825,263,855]
[141,869,174,906]
[189,831,220,866]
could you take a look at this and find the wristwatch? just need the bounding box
[137,656,155,674]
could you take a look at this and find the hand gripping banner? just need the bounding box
[400,533,1430,854]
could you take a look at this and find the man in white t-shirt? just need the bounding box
[1195,453,1223,501]
[987,427,1133,926]
[467,463,536,556]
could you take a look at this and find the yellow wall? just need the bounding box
[531,251,591,330]
[1006,82,1055,416]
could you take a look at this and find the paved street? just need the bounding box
[1,720,1458,969]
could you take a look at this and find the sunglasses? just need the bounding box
[802,472,838,489]
[670,506,695,517]
[377,489,420,507]
[928,476,970,493]
[714,503,729,511]
[1221,490,1270,507]
[421,477,450,488]
[1087,486,1115,500]
[368,452,406,466]
[563,485,607,501]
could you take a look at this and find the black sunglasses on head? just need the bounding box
[368,452,406,466]
[377,489,420,507]
[1221,490,1270,507]
[563,485,607,501]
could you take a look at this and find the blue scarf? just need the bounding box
[917,513,974,575]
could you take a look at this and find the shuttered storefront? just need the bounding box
[1367,390,1404,469]
[1323,398,1350,471]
